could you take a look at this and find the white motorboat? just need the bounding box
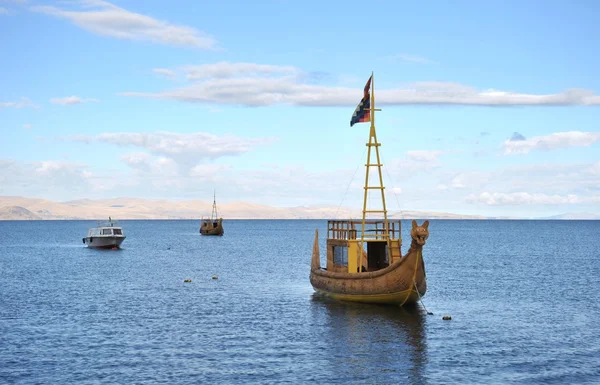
[82,217,126,249]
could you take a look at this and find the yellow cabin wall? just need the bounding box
[347,240,369,274]
[347,240,359,273]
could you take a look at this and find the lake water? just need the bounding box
[1,219,599,384]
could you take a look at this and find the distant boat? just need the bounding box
[82,217,126,249]
[310,73,430,306]
[200,192,224,236]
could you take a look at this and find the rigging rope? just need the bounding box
[379,151,404,220]
[334,146,368,219]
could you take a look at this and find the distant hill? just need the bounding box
[0,196,596,220]
[538,212,600,220]
[0,206,42,220]
[389,210,490,220]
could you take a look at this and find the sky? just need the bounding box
[1,0,599,218]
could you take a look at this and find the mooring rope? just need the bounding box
[414,279,433,315]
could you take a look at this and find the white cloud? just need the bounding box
[429,162,600,212]
[439,162,600,195]
[590,162,600,176]
[3,151,599,214]
[466,192,600,206]
[63,131,277,163]
[450,175,466,189]
[152,156,178,176]
[120,152,151,170]
[0,158,117,200]
[119,152,189,177]
[184,62,299,80]
[228,163,368,205]
[23,123,31,129]
[0,155,368,206]
[502,131,600,154]
[385,157,442,182]
[379,83,600,106]
[0,7,9,14]
[30,0,216,49]
[50,96,98,105]
[121,62,600,107]
[152,68,177,80]
[0,97,38,109]
[446,171,493,190]
[406,150,443,162]
[190,163,231,177]
[35,160,85,176]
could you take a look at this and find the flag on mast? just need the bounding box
[350,75,372,127]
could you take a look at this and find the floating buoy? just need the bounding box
[442,315,452,320]
[184,279,192,283]
[211,275,218,280]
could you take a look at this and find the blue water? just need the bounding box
[1,219,599,384]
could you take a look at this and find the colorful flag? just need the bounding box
[350,75,372,127]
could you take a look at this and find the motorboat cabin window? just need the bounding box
[113,229,122,235]
[333,245,348,266]
[102,229,112,235]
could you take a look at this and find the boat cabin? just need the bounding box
[87,227,124,237]
[326,219,402,274]
[203,220,220,228]
[86,219,124,237]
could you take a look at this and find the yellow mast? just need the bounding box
[358,72,389,273]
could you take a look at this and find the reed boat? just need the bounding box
[200,191,224,236]
[309,73,430,306]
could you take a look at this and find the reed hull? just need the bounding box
[200,225,224,236]
[312,287,423,306]
[83,236,125,249]
[310,245,426,306]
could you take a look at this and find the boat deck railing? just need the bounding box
[327,219,401,241]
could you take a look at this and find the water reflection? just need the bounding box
[311,294,427,384]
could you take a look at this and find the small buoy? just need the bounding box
[184,279,192,283]
[211,275,218,280]
[442,315,452,320]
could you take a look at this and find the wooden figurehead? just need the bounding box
[407,220,429,252]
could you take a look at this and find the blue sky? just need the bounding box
[1,0,599,218]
